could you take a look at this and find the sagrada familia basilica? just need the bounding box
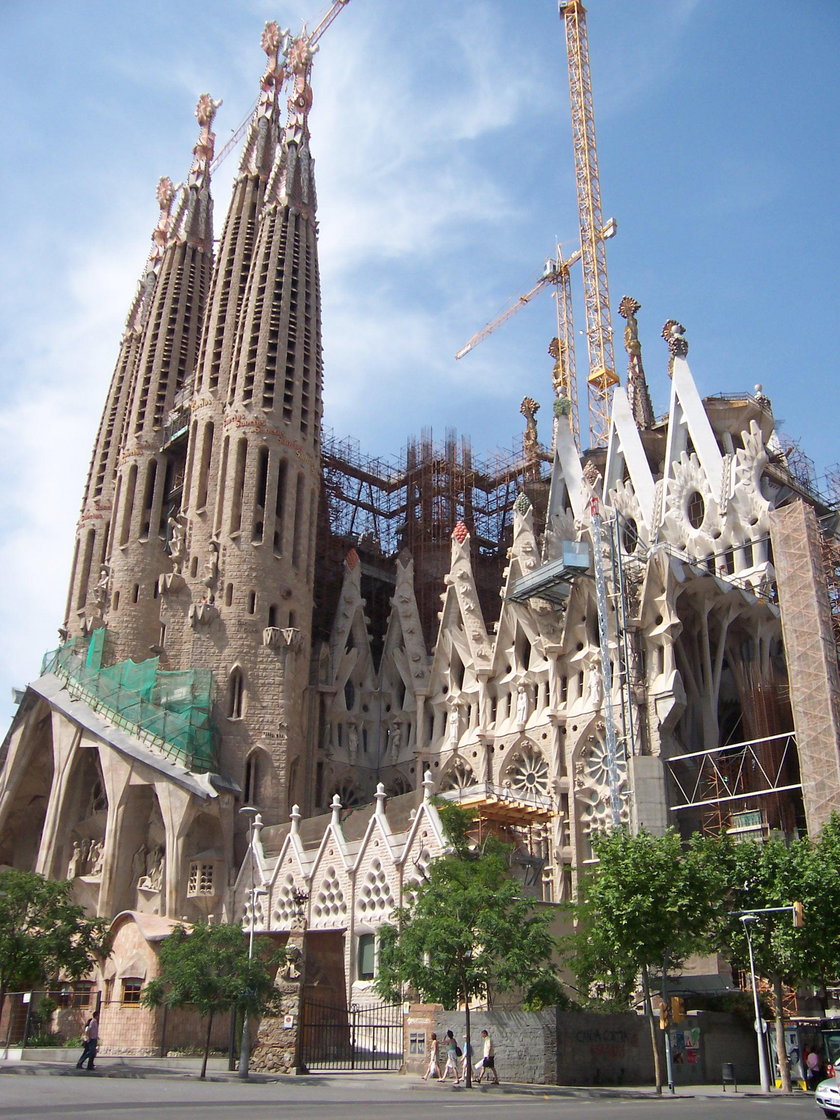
[1,5,839,1015]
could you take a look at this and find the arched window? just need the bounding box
[244,750,262,804]
[228,667,245,720]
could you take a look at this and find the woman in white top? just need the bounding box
[422,1032,440,1080]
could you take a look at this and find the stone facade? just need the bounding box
[1,17,837,1035]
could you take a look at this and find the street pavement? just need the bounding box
[0,1059,821,1120]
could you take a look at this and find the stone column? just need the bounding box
[250,927,307,1074]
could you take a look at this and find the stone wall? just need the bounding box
[404,1005,759,1086]
[404,1005,556,1084]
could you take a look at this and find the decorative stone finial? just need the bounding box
[284,34,316,146]
[514,492,532,517]
[375,782,387,817]
[290,804,301,835]
[520,396,540,471]
[619,296,655,429]
[662,319,688,378]
[345,548,359,570]
[422,769,435,800]
[330,793,342,827]
[452,522,469,544]
[149,177,176,265]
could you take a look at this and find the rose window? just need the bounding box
[440,757,476,793]
[507,748,549,798]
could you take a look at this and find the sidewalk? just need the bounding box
[0,1056,799,1099]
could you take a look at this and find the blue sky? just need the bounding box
[0,0,838,721]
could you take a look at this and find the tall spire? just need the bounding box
[170,94,221,250]
[618,296,655,431]
[264,33,318,215]
[103,102,216,662]
[64,177,178,638]
[237,21,290,180]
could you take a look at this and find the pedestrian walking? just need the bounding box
[75,1010,99,1070]
[475,1029,499,1084]
[806,1047,824,1091]
[422,1032,440,1080]
[439,1029,461,1083]
[459,1038,473,1082]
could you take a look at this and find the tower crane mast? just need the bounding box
[560,0,618,448]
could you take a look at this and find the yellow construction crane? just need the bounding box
[454,248,580,449]
[454,218,615,450]
[560,0,618,447]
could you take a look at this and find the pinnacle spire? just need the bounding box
[122,177,176,335]
[170,94,221,251]
[237,21,290,179]
[264,33,319,214]
[618,296,655,430]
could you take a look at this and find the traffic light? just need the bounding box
[658,999,671,1030]
[792,901,805,928]
[671,997,686,1024]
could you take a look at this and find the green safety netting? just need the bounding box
[41,630,217,773]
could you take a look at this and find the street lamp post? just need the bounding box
[740,914,771,1093]
[238,804,261,1080]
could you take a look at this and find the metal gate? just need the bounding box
[300,998,403,1071]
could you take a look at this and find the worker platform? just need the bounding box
[507,542,590,605]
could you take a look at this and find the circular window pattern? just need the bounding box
[506,747,549,798]
[687,490,705,529]
[440,757,476,793]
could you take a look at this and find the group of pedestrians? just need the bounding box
[422,1028,499,1085]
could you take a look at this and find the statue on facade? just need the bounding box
[515,682,529,727]
[67,840,84,880]
[131,843,148,886]
[87,840,104,879]
[91,566,110,609]
[448,704,461,746]
[280,944,303,983]
[140,846,164,891]
[167,514,187,573]
[388,723,402,758]
[347,722,359,763]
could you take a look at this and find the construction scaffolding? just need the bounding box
[318,427,551,648]
[770,500,840,833]
[322,427,548,556]
[42,631,217,773]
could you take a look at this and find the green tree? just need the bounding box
[375,803,560,1088]
[0,868,109,1019]
[716,835,809,1094]
[568,827,731,1094]
[797,813,840,1012]
[142,922,281,1079]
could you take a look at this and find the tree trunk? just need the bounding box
[641,965,662,1095]
[772,974,791,1093]
[463,981,472,1088]
[201,1010,214,1080]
